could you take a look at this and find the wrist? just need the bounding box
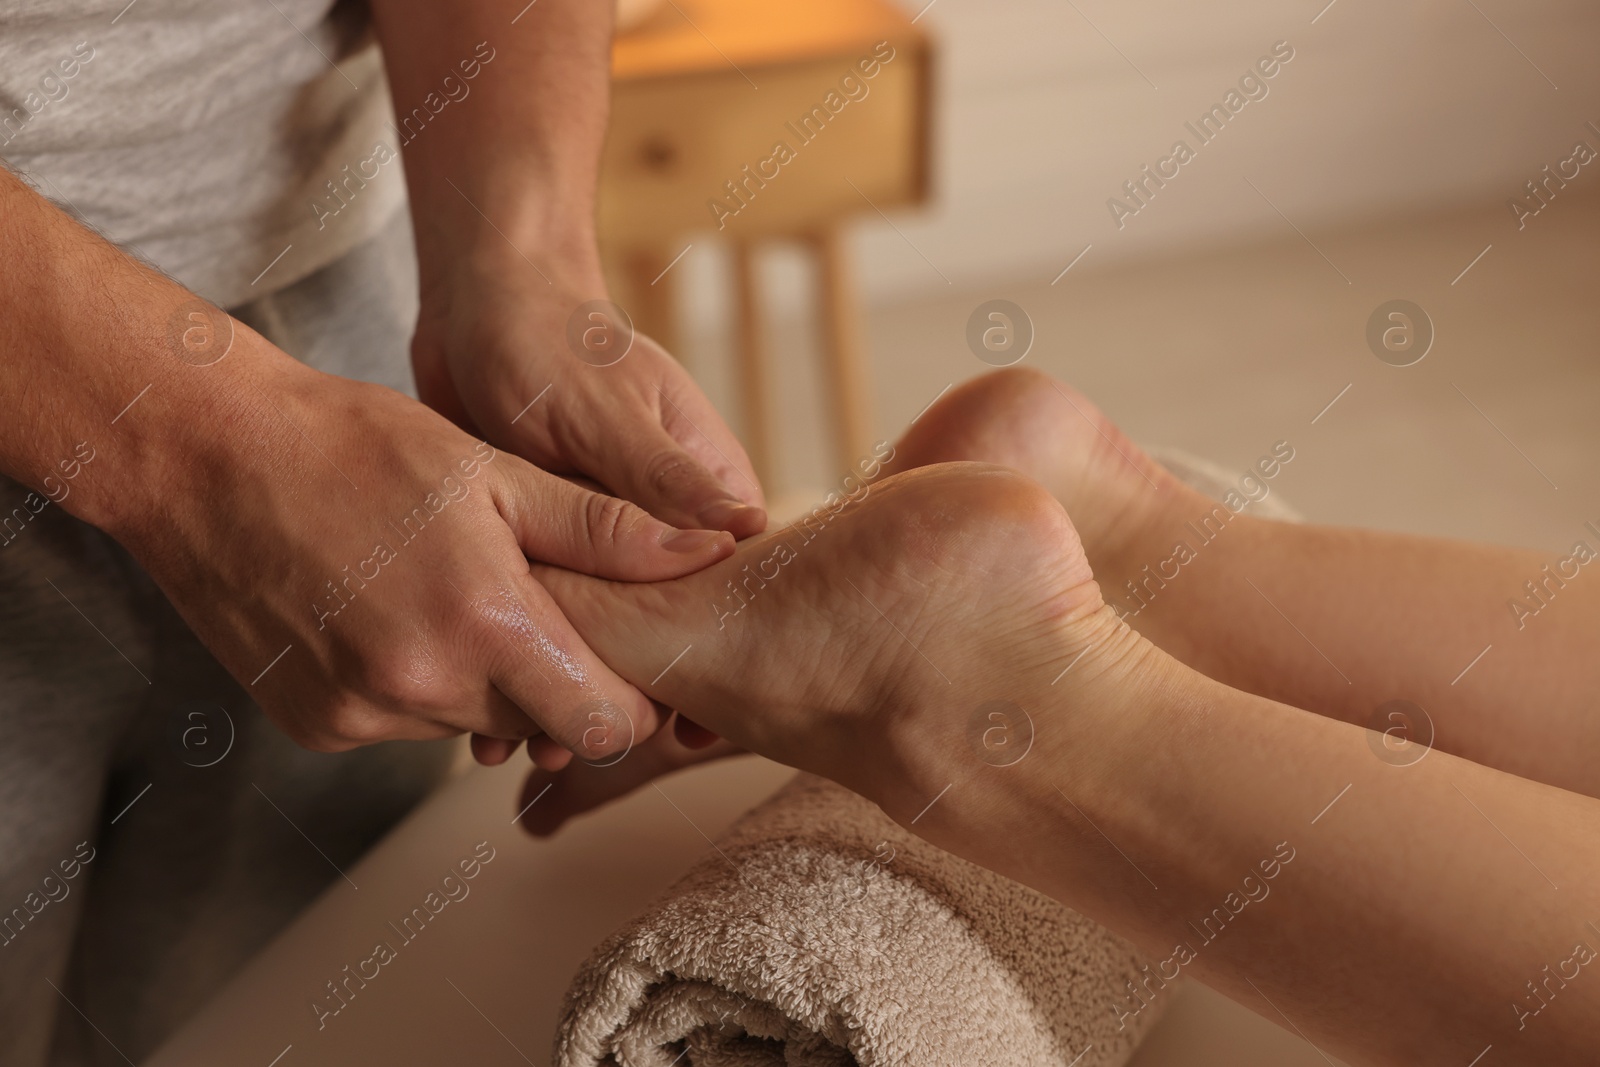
[0,171,325,555]
[89,326,322,550]
[411,171,606,305]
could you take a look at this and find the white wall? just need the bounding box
[842,0,1600,300]
[670,0,1599,500]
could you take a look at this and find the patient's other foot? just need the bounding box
[532,463,1133,808]
[888,369,1202,579]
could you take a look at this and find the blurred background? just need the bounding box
[598,0,1600,558]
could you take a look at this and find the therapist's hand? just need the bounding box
[371,0,766,766]
[513,713,743,837]
[411,251,767,539]
[119,329,737,756]
[373,0,767,543]
[413,249,769,767]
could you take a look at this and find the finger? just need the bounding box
[433,678,537,744]
[473,573,669,765]
[605,416,767,539]
[299,708,462,752]
[528,733,574,771]
[654,373,767,514]
[675,715,722,749]
[553,345,767,536]
[471,734,521,766]
[514,724,746,837]
[494,458,737,581]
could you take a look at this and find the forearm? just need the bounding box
[370,0,613,297]
[1111,503,1600,796]
[893,623,1600,1066]
[0,169,296,539]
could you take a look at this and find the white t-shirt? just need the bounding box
[0,0,407,308]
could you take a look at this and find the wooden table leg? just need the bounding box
[621,248,681,362]
[808,228,875,474]
[731,242,775,489]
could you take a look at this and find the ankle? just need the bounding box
[862,597,1217,899]
[864,592,1148,822]
[1091,476,1213,618]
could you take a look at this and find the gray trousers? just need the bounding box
[0,210,454,1067]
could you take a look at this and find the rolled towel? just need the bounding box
[554,773,1168,1067]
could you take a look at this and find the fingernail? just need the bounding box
[660,528,727,553]
[698,499,767,536]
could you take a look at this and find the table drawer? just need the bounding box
[599,44,929,245]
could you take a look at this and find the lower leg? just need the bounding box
[892,370,1600,797]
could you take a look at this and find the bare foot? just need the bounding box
[518,370,1194,832]
[887,368,1204,583]
[515,372,1188,832]
[531,462,1132,812]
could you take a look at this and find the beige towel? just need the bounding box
[554,773,1167,1067]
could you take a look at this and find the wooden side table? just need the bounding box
[600,0,932,488]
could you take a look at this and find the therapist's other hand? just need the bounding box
[411,249,767,540]
[119,331,736,755]
[512,713,743,837]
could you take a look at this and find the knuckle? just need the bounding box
[352,646,447,715]
[584,491,642,546]
[329,701,393,746]
[640,449,701,498]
